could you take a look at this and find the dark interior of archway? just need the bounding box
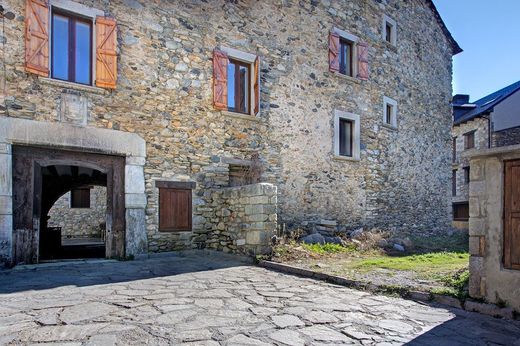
[40,165,107,260]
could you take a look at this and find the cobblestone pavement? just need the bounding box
[1,252,520,346]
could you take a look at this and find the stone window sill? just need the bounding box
[39,77,109,95]
[221,110,261,122]
[382,41,398,53]
[381,123,398,131]
[332,154,360,162]
[331,72,361,84]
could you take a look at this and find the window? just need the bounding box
[383,96,398,128]
[452,169,457,196]
[213,47,260,116]
[51,9,92,85]
[382,15,397,46]
[334,110,361,160]
[227,59,250,114]
[156,181,195,232]
[229,164,252,187]
[452,137,457,162]
[70,188,90,208]
[453,202,469,221]
[464,131,475,149]
[339,39,353,77]
[464,166,470,184]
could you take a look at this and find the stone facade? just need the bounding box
[492,125,520,148]
[465,145,520,311]
[48,186,106,240]
[0,0,457,263]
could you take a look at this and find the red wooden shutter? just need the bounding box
[254,56,260,115]
[213,49,228,110]
[328,32,340,73]
[25,0,49,77]
[96,17,117,89]
[159,188,192,232]
[357,41,369,80]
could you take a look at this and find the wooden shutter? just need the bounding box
[213,49,228,110]
[96,17,117,89]
[357,41,369,80]
[504,160,520,270]
[254,56,260,115]
[25,0,49,77]
[328,32,340,73]
[71,188,91,208]
[159,188,192,232]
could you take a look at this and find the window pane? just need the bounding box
[52,14,69,81]
[238,65,249,113]
[339,41,352,76]
[227,62,235,109]
[386,23,392,43]
[339,119,352,157]
[75,21,91,85]
[386,104,393,124]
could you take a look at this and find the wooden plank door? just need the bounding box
[504,159,520,269]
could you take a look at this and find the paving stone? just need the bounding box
[299,325,354,342]
[271,314,305,328]
[86,334,117,346]
[225,334,271,346]
[378,319,415,334]
[269,329,305,346]
[60,302,117,324]
[303,310,339,324]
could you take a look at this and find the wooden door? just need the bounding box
[504,159,520,269]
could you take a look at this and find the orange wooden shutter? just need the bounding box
[328,32,340,73]
[357,41,369,80]
[96,17,117,89]
[213,49,228,110]
[254,56,260,115]
[25,0,49,77]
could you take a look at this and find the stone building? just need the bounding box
[0,0,460,265]
[451,80,520,229]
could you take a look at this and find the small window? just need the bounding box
[157,181,195,232]
[229,164,252,187]
[70,188,90,208]
[339,39,353,77]
[227,58,250,114]
[452,169,457,196]
[453,202,469,221]
[51,9,92,85]
[452,137,457,162]
[464,166,470,184]
[334,110,360,160]
[382,15,397,46]
[383,96,398,128]
[464,131,475,149]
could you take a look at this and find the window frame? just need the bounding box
[452,169,457,196]
[339,38,354,77]
[452,136,457,162]
[383,96,398,128]
[48,0,103,87]
[156,181,195,233]
[334,110,361,161]
[464,130,476,150]
[463,166,470,184]
[331,27,359,78]
[382,14,397,46]
[220,46,258,117]
[227,58,251,115]
[453,202,469,221]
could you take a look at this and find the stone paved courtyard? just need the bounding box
[1,252,519,345]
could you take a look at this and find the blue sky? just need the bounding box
[433,0,520,102]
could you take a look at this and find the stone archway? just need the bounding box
[0,117,147,266]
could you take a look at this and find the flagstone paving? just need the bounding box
[0,252,519,345]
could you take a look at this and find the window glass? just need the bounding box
[227,62,236,109]
[239,65,249,113]
[385,22,392,43]
[339,40,352,76]
[339,118,353,157]
[386,104,393,124]
[227,59,250,114]
[75,21,91,85]
[52,14,69,81]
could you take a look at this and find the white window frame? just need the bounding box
[382,15,397,46]
[220,46,258,117]
[383,96,398,128]
[48,0,104,86]
[332,27,359,78]
[334,110,361,161]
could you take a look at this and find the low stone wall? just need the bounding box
[208,183,277,256]
[466,145,520,311]
[48,186,106,240]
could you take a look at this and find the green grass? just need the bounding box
[349,252,469,279]
[301,242,356,254]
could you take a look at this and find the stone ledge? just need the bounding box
[39,77,109,95]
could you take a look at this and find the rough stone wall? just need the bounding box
[1,0,455,253]
[209,183,277,256]
[47,186,106,240]
[467,147,520,311]
[451,117,489,204]
[491,126,520,148]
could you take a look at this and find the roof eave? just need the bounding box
[426,0,463,55]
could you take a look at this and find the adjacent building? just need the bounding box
[451,80,520,228]
[0,0,460,265]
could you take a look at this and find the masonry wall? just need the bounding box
[492,126,520,148]
[47,186,106,240]
[1,0,455,254]
[467,147,520,311]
